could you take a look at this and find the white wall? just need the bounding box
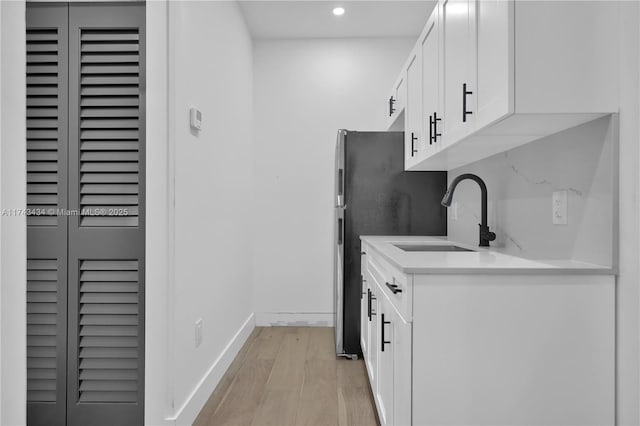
[447,3,640,423]
[166,2,255,424]
[252,38,413,325]
[0,1,27,425]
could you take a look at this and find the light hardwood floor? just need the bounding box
[194,327,379,426]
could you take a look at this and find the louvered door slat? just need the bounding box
[27,97,60,107]
[28,107,59,118]
[79,370,137,380]
[78,28,141,228]
[80,31,139,41]
[79,326,138,336]
[81,96,139,107]
[77,260,140,404]
[81,76,139,85]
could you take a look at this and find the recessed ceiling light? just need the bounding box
[332,7,345,16]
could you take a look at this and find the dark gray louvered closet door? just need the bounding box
[26,4,68,426]
[67,3,145,425]
[26,3,145,426]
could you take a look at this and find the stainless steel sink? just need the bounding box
[393,244,475,252]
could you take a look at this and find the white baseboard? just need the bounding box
[255,312,334,327]
[169,313,255,426]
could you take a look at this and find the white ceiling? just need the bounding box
[238,1,437,39]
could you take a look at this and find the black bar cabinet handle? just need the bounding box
[385,282,402,294]
[337,218,343,245]
[381,313,391,351]
[462,83,473,122]
[429,114,434,145]
[433,111,442,142]
[368,289,376,321]
[389,96,396,117]
[411,132,418,156]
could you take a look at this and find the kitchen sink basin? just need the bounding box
[393,244,475,252]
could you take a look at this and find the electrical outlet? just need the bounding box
[552,190,568,225]
[195,319,203,348]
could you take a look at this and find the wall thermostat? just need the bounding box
[189,107,202,131]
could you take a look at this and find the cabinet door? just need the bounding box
[442,0,476,144]
[368,287,378,391]
[395,74,406,117]
[420,10,441,157]
[360,274,369,359]
[393,314,412,426]
[387,73,407,130]
[404,51,421,165]
[476,0,513,129]
[376,296,395,426]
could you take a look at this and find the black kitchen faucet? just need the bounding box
[441,173,496,247]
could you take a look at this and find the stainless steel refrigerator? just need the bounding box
[334,130,447,358]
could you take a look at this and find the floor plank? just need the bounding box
[337,386,378,426]
[245,327,287,360]
[306,327,336,361]
[265,328,310,391]
[337,358,369,388]
[295,360,339,426]
[251,390,300,426]
[208,359,275,426]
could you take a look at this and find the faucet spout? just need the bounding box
[441,173,496,247]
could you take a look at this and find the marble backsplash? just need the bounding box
[447,115,617,267]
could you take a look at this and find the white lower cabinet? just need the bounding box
[377,293,413,426]
[364,254,413,426]
[361,246,615,426]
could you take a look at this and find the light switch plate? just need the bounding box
[195,319,203,348]
[552,190,568,225]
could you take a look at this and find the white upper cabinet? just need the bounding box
[475,0,512,130]
[386,0,619,171]
[441,0,476,144]
[420,8,442,159]
[404,51,422,167]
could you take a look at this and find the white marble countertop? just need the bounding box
[360,235,615,275]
